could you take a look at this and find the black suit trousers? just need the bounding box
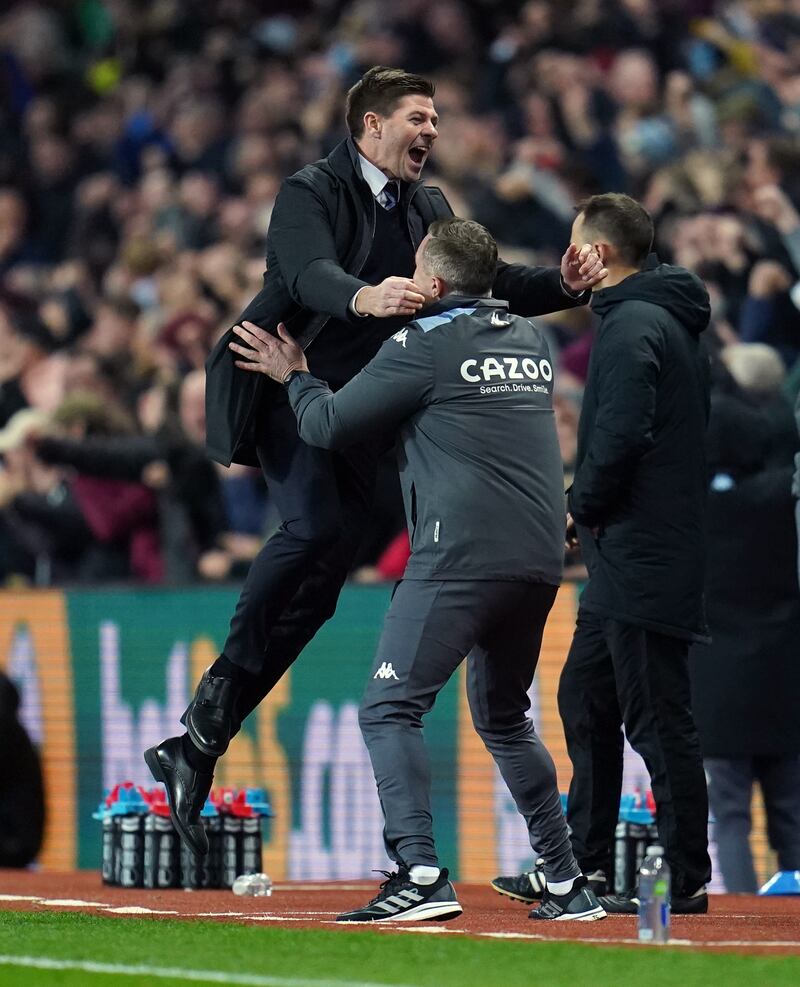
[221,389,378,727]
[557,607,712,895]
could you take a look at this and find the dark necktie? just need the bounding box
[381,182,398,211]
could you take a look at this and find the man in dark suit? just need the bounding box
[145,66,606,857]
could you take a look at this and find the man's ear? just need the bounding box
[431,276,446,299]
[596,241,612,266]
[364,111,381,139]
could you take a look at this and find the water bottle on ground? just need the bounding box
[221,814,243,889]
[144,813,180,889]
[92,791,115,885]
[638,844,670,943]
[107,783,148,888]
[181,797,222,889]
[232,873,273,897]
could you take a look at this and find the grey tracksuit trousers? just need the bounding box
[358,577,580,883]
[706,755,800,893]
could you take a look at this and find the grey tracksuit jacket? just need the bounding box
[285,294,565,586]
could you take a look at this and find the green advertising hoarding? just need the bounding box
[1,586,461,879]
[3,583,746,888]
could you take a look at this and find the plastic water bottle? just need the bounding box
[144,814,180,889]
[638,845,670,943]
[232,872,273,897]
[221,814,243,889]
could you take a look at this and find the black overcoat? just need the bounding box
[205,138,580,466]
[689,394,800,755]
[568,261,712,640]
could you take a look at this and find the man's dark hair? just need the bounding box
[576,193,654,268]
[346,66,435,138]
[423,218,497,295]
[765,135,800,176]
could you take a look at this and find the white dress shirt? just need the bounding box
[349,154,402,316]
[358,153,399,209]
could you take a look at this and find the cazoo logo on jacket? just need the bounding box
[459,355,553,384]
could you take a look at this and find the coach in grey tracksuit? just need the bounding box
[229,219,580,886]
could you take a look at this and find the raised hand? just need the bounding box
[354,276,426,317]
[561,243,608,292]
[752,184,800,235]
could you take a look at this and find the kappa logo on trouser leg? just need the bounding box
[373,661,400,680]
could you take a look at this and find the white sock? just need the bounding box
[547,876,578,895]
[409,865,441,885]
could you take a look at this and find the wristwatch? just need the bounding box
[560,275,588,299]
[282,369,309,386]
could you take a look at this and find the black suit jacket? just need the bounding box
[206,138,582,466]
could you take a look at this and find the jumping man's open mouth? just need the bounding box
[408,145,428,169]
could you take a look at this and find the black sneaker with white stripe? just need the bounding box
[491,863,548,903]
[336,867,462,923]
[528,876,607,921]
[492,861,608,904]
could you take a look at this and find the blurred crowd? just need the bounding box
[1,0,800,586]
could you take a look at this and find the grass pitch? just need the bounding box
[1,911,799,987]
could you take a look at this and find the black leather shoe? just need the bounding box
[180,667,240,757]
[599,886,708,915]
[144,736,213,857]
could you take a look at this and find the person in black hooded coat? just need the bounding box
[493,195,713,913]
[561,195,713,913]
[544,194,711,912]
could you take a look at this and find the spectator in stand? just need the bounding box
[2,0,800,587]
[0,292,65,427]
[31,372,252,585]
[0,407,89,585]
[721,342,798,464]
[0,188,40,274]
[30,391,163,583]
[749,182,800,369]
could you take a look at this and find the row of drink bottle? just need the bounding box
[93,781,274,890]
[557,788,659,895]
[96,780,658,894]
[614,789,659,894]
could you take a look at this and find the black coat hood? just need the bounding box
[591,259,711,337]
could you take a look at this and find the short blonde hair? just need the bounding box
[423,218,497,295]
[721,343,785,398]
